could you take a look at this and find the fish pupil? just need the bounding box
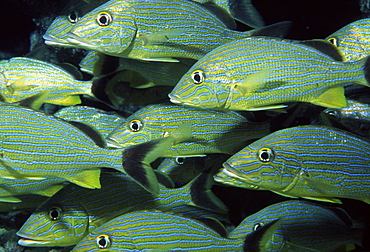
[191,70,205,84]
[68,11,79,23]
[48,207,62,221]
[258,148,275,162]
[176,157,185,165]
[253,222,264,231]
[129,120,142,132]
[96,235,110,248]
[261,152,269,160]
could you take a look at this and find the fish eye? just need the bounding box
[96,234,111,249]
[129,119,142,132]
[191,70,205,84]
[68,11,80,23]
[48,207,62,221]
[258,148,275,162]
[96,12,112,26]
[253,222,264,231]
[325,109,340,119]
[175,157,185,165]
[328,37,338,47]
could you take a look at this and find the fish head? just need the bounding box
[66,1,137,56]
[169,59,233,110]
[17,200,90,247]
[43,13,81,47]
[214,143,298,192]
[107,108,166,148]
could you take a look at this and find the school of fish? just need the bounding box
[0,0,370,251]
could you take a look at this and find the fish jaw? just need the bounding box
[66,32,101,51]
[43,34,74,47]
[17,232,57,247]
[213,162,261,190]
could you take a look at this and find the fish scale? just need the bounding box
[169,36,370,110]
[214,125,370,204]
[65,0,289,61]
[0,104,123,189]
[0,57,93,106]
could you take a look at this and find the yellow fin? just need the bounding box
[234,68,273,95]
[67,169,101,189]
[139,29,185,46]
[302,196,342,204]
[57,95,82,106]
[302,174,340,193]
[140,57,180,63]
[271,190,299,199]
[311,86,347,108]
[0,196,22,203]
[246,104,288,112]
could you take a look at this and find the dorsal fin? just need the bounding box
[250,21,292,38]
[299,39,344,61]
[66,120,107,148]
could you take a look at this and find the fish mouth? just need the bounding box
[220,162,260,189]
[66,32,98,50]
[168,93,184,104]
[17,233,54,247]
[43,34,73,47]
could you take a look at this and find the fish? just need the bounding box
[17,171,227,247]
[79,51,195,88]
[44,0,264,48]
[43,0,108,47]
[214,125,370,204]
[230,200,363,252]
[54,105,126,137]
[0,177,67,203]
[63,0,291,61]
[0,57,93,106]
[71,210,279,251]
[322,95,370,137]
[169,36,370,111]
[0,102,190,193]
[326,18,370,62]
[107,103,271,156]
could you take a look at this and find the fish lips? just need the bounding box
[17,232,54,247]
[42,34,73,47]
[219,162,261,188]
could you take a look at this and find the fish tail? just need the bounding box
[121,124,192,195]
[185,169,228,214]
[363,55,370,87]
[243,219,281,252]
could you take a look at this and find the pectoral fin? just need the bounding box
[139,29,185,46]
[66,169,101,189]
[7,77,37,92]
[302,196,342,204]
[57,95,82,106]
[140,57,180,63]
[311,86,347,108]
[235,68,272,95]
[0,196,22,203]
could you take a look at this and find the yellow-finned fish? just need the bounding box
[214,125,370,204]
[63,0,290,62]
[169,37,370,111]
[0,57,93,106]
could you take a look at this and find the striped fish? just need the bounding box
[0,57,93,106]
[0,177,67,203]
[326,18,370,62]
[43,0,108,47]
[54,106,126,137]
[63,0,290,62]
[71,210,279,251]
[214,125,370,204]
[17,171,227,247]
[230,200,363,252]
[107,103,271,155]
[79,51,195,88]
[322,95,370,137]
[0,103,191,193]
[169,36,370,111]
